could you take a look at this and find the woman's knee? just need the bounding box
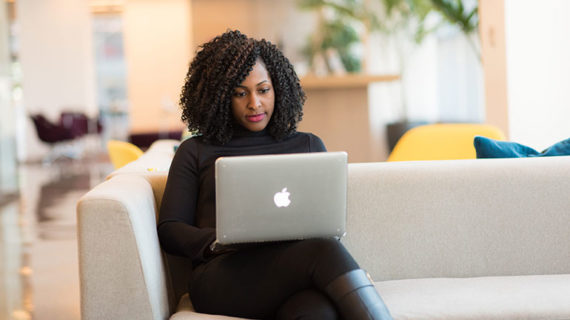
[300,238,348,257]
[297,238,359,287]
[304,238,358,266]
[275,289,338,320]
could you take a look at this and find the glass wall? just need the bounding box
[92,14,129,142]
[0,0,18,194]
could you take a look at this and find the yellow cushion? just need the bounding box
[107,140,144,169]
[387,123,506,161]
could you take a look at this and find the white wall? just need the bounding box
[505,0,570,150]
[436,31,484,123]
[122,0,192,134]
[367,15,484,159]
[16,0,95,161]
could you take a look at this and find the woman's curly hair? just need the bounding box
[180,30,306,144]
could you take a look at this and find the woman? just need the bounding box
[158,30,392,320]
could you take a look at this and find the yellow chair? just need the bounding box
[107,140,144,169]
[387,123,506,161]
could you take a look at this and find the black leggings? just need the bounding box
[189,238,359,319]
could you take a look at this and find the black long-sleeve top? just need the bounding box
[157,127,326,265]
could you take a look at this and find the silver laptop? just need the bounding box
[215,151,347,245]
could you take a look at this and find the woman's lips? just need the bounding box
[246,113,266,122]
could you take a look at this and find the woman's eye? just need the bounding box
[259,88,270,94]
[233,91,246,97]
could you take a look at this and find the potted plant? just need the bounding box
[298,0,480,151]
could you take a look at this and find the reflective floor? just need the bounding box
[0,154,113,320]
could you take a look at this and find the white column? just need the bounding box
[504,0,570,150]
[16,0,96,161]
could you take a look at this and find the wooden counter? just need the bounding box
[298,73,400,163]
[301,74,400,89]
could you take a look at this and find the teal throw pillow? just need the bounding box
[474,136,570,158]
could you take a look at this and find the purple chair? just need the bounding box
[60,111,103,138]
[30,114,75,144]
[30,113,93,163]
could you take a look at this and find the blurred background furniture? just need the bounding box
[387,123,506,161]
[60,111,103,138]
[129,130,183,150]
[299,74,400,163]
[30,112,103,163]
[30,114,75,144]
[106,140,144,169]
[30,113,79,163]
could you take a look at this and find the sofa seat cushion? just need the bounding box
[171,274,570,319]
[171,294,248,319]
[378,274,570,320]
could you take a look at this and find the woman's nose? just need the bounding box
[247,94,261,110]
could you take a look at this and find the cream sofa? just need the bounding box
[77,140,570,320]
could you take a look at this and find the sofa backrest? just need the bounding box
[343,156,570,280]
[120,154,570,283]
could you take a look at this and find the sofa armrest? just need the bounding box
[77,174,171,320]
[106,139,178,179]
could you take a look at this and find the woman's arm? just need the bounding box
[157,140,216,263]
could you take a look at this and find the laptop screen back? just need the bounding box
[215,152,347,244]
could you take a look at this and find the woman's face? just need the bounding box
[231,59,275,132]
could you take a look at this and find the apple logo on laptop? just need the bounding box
[274,188,291,208]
